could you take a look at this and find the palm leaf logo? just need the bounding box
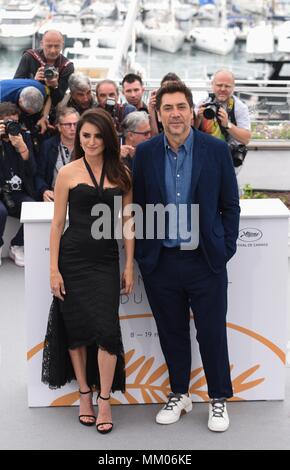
[49,350,265,406]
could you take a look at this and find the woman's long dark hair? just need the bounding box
[73,108,131,193]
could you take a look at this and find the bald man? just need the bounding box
[196,69,251,173]
[14,30,74,107]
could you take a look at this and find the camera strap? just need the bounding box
[58,144,71,167]
[25,49,72,74]
[218,97,237,142]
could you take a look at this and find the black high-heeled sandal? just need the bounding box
[78,389,96,427]
[96,393,113,434]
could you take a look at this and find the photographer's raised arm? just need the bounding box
[195,104,206,129]
[37,95,52,134]
[9,133,29,160]
[222,121,251,145]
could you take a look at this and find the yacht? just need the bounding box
[0,0,47,51]
[188,26,236,55]
[188,0,236,56]
[141,1,185,54]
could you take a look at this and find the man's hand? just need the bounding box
[43,190,54,202]
[0,120,6,137]
[45,74,59,89]
[37,116,49,134]
[217,107,229,128]
[9,132,26,150]
[120,145,135,159]
[34,66,45,81]
[148,90,157,113]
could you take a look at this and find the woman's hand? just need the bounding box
[50,270,66,301]
[121,264,134,295]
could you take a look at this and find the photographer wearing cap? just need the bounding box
[0,102,37,267]
[14,30,74,107]
[96,79,136,136]
[196,69,251,173]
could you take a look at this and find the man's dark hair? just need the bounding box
[0,102,21,119]
[121,73,143,87]
[160,72,181,86]
[155,81,194,111]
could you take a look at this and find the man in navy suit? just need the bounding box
[133,81,240,432]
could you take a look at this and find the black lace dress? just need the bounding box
[42,157,125,391]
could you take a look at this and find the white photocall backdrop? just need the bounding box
[21,199,289,407]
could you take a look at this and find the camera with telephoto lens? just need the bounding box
[0,183,16,213]
[44,64,58,80]
[203,93,221,120]
[229,143,248,168]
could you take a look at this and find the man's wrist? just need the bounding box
[18,146,28,154]
[225,121,233,130]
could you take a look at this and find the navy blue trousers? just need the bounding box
[141,247,233,399]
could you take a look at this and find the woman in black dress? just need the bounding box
[42,108,134,434]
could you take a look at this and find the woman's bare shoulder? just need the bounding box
[59,159,82,177]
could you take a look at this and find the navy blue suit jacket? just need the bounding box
[133,129,240,274]
[35,134,60,200]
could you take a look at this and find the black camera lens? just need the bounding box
[5,120,21,136]
[44,65,57,80]
[203,105,217,120]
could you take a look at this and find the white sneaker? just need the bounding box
[156,393,192,425]
[9,245,24,267]
[0,245,2,266]
[208,399,229,432]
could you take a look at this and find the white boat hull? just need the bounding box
[142,28,185,53]
[190,27,236,55]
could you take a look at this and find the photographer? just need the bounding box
[0,79,49,135]
[14,30,74,109]
[59,73,97,115]
[0,102,36,267]
[96,79,135,136]
[195,69,251,173]
[121,73,148,112]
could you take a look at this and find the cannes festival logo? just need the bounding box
[238,227,263,242]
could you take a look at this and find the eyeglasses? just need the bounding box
[59,122,78,128]
[131,130,151,136]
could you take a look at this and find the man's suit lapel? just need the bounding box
[152,135,167,203]
[191,130,206,198]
